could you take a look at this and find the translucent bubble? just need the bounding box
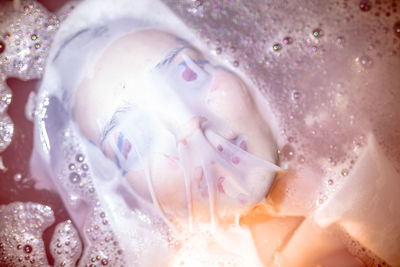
[50,220,82,267]
[317,193,328,205]
[76,153,85,162]
[0,87,12,113]
[0,41,5,54]
[0,114,14,153]
[272,43,282,51]
[312,28,324,38]
[292,91,301,101]
[336,36,345,47]
[359,0,372,12]
[13,173,22,182]
[356,55,374,69]
[341,169,349,176]
[68,163,76,170]
[394,21,400,38]
[281,144,295,161]
[194,0,203,7]
[23,244,32,254]
[82,163,89,171]
[69,172,81,184]
[187,1,204,16]
[232,60,239,67]
[283,36,293,45]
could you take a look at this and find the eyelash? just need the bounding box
[102,117,117,144]
[100,106,131,149]
[156,47,186,69]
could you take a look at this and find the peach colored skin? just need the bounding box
[74,30,277,220]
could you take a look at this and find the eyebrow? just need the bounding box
[99,105,131,149]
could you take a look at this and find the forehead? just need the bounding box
[73,30,190,143]
[100,30,184,69]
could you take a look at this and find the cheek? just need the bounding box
[207,72,255,126]
[151,155,189,212]
[206,72,278,162]
[123,154,187,210]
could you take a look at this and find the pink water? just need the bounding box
[0,0,399,266]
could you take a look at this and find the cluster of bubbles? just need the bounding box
[271,36,295,53]
[335,225,389,267]
[0,202,55,266]
[0,0,64,153]
[183,0,396,167]
[0,203,86,267]
[1,119,127,265]
[0,0,78,153]
[359,0,372,12]
[68,153,88,185]
[162,0,400,265]
[359,0,399,17]
[0,1,128,266]
[0,0,68,79]
[0,115,13,153]
[51,127,126,266]
[50,220,82,267]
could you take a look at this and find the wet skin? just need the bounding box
[74,30,279,221]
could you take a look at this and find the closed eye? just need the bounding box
[99,105,131,150]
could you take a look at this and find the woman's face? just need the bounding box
[73,30,278,220]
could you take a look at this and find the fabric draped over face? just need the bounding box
[31,0,280,265]
[35,20,281,224]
